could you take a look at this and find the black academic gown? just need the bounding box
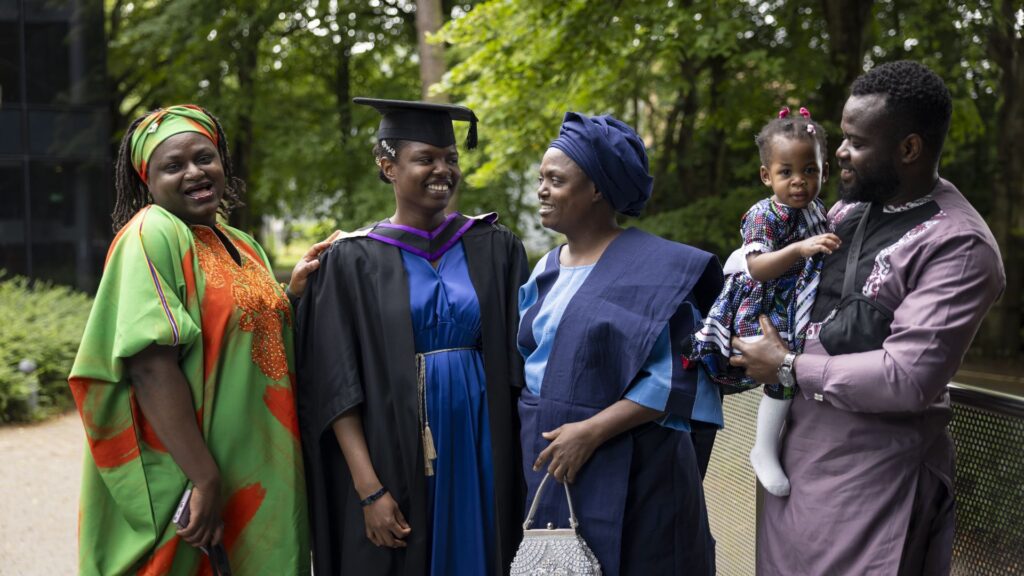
[296,215,527,576]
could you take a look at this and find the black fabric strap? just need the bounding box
[842,204,873,297]
[360,487,388,507]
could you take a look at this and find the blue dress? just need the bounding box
[401,242,496,576]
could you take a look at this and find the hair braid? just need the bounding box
[110,115,149,231]
[110,106,246,232]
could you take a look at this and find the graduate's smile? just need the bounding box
[425,180,453,198]
[387,141,461,217]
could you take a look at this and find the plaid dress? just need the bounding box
[691,197,828,393]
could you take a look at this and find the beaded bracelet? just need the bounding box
[360,487,388,508]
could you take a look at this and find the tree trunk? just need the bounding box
[674,65,700,203]
[818,0,875,127]
[707,57,728,198]
[652,92,684,211]
[980,0,1024,357]
[229,34,259,235]
[415,0,446,102]
[106,0,129,149]
[414,0,454,209]
[334,37,353,144]
[333,34,354,221]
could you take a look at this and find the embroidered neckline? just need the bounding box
[883,194,933,213]
[192,227,291,380]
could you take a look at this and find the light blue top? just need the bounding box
[519,258,724,431]
[683,301,725,429]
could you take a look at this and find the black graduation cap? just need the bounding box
[354,97,478,150]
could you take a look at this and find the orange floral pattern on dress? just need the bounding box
[192,227,291,380]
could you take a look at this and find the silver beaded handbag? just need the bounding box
[509,473,602,576]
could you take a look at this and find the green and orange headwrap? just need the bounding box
[130,105,219,184]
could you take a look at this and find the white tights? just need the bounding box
[737,334,792,497]
[750,394,792,497]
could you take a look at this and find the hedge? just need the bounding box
[0,273,92,422]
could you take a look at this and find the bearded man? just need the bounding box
[732,60,1006,575]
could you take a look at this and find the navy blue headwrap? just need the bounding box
[549,112,653,217]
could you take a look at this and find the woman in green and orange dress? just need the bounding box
[69,105,326,575]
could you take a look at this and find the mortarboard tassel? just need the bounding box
[423,423,436,476]
[466,120,478,150]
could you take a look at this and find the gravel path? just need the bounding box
[0,412,82,575]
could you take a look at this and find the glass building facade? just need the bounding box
[0,0,109,291]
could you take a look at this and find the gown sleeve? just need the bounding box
[109,210,203,358]
[625,293,725,431]
[624,324,691,430]
[68,207,202,532]
[295,241,366,436]
[505,231,529,389]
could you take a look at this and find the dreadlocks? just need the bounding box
[111,105,245,232]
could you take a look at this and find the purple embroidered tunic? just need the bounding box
[757,179,1005,575]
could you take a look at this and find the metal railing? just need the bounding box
[703,382,1024,575]
[948,383,1024,575]
[703,391,759,575]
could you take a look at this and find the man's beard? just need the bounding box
[838,162,901,203]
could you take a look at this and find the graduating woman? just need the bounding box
[297,98,527,576]
[69,105,321,575]
[518,112,722,575]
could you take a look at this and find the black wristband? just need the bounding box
[359,487,388,507]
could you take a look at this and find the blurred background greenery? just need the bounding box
[102,0,1021,357]
[0,273,91,422]
[1,0,1021,420]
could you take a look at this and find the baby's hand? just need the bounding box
[797,233,841,257]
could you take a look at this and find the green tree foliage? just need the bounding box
[105,0,1022,355]
[441,0,840,255]
[440,0,1023,355]
[106,0,425,232]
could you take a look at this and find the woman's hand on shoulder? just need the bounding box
[286,230,343,297]
[361,491,411,548]
[534,421,601,484]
